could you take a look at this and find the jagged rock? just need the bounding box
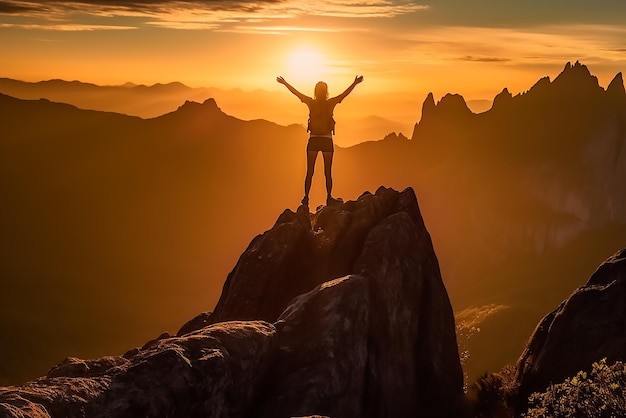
[437,93,472,116]
[0,393,50,418]
[527,76,551,95]
[47,356,128,379]
[215,186,464,417]
[0,321,276,418]
[607,72,625,98]
[0,377,110,418]
[176,311,212,336]
[515,248,626,401]
[208,204,316,324]
[552,61,602,96]
[492,87,513,109]
[210,187,421,324]
[381,132,409,141]
[420,91,436,123]
[93,321,276,418]
[256,275,370,418]
[0,187,464,418]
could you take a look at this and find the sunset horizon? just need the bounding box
[2,1,625,101]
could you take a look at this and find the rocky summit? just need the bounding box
[0,186,465,418]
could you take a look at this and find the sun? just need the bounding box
[285,46,328,86]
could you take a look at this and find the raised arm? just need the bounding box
[276,76,309,102]
[333,75,364,103]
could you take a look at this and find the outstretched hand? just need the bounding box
[276,76,286,85]
[354,75,364,84]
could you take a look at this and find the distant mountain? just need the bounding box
[336,115,413,146]
[0,93,307,384]
[0,61,624,386]
[0,78,418,147]
[0,77,214,118]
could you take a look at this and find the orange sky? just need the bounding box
[1,1,625,103]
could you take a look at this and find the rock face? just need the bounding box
[0,186,465,418]
[515,248,626,400]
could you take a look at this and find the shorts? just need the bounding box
[307,136,334,153]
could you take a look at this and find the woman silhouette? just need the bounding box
[277,75,364,206]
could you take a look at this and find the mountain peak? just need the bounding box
[436,93,471,116]
[492,87,513,109]
[527,76,552,95]
[553,60,601,93]
[176,97,222,113]
[420,92,436,123]
[607,72,625,97]
[413,92,472,136]
[202,97,219,109]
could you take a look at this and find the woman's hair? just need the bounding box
[314,81,328,100]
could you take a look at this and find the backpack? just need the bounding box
[307,100,336,135]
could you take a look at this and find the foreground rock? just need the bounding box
[515,248,626,401]
[0,187,464,418]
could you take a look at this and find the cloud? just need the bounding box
[0,22,136,30]
[458,55,511,63]
[0,0,428,30]
[219,25,339,35]
[381,24,626,68]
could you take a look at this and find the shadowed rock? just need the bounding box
[515,248,626,401]
[255,275,370,418]
[1,321,276,418]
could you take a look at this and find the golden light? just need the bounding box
[285,46,328,87]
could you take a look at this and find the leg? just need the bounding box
[322,151,334,198]
[303,150,318,204]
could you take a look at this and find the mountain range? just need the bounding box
[0,61,624,385]
[0,77,417,147]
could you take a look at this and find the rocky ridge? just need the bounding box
[0,187,465,418]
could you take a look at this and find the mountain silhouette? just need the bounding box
[0,61,624,386]
[0,78,415,147]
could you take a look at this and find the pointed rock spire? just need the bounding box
[202,98,220,110]
[492,87,513,109]
[420,92,436,123]
[607,72,625,97]
[553,60,600,92]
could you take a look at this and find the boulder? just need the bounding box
[516,248,626,400]
[0,321,276,418]
[256,275,370,418]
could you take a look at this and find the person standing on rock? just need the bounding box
[276,75,364,207]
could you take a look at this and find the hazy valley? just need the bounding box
[0,78,419,148]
